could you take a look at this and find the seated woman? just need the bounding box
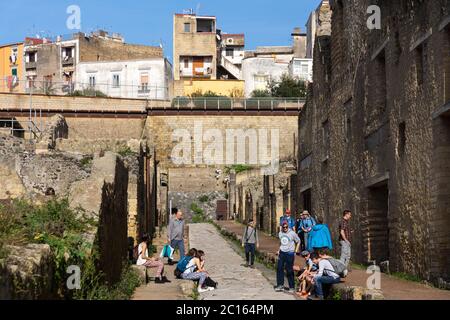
[181,249,214,293]
[197,250,218,289]
[136,234,170,284]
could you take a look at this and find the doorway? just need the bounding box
[367,183,390,264]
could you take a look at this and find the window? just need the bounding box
[415,42,428,87]
[140,73,149,92]
[183,58,189,69]
[184,23,191,33]
[196,19,215,33]
[322,120,330,158]
[27,76,36,89]
[398,122,406,157]
[11,68,17,77]
[254,75,268,90]
[27,52,37,63]
[112,74,120,88]
[445,25,450,102]
[89,76,96,88]
[63,47,73,58]
[226,48,234,57]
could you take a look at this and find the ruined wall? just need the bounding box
[69,152,129,284]
[0,135,91,199]
[298,0,450,283]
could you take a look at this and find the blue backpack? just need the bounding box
[174,256,193,278]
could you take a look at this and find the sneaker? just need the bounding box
[207,287,215,291]
[287,288,296,294]
[274,286,284,292]
[249,265,255,269]
[162,276,171,283]
[155,278,165,284]
[244,263,249,268]
[198,287,209,293]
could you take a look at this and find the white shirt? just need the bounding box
[136,242,148,266]
[183,258,197,275]
[316,259,340,279]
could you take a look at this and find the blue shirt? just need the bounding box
[280,215,296,230]
[300,217,316,232]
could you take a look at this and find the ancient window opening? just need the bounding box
[445,25,450,103]
[344,99,352,143]
[322,119,330,160]
[415,41,428,87]
[397,122,406,158]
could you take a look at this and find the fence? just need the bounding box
[0,117,44,139]
[0,78,170,100]
[171,97,305,111]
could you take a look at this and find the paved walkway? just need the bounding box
[189,223,295,300]
[216,220,450,300]
[132,227,192,300]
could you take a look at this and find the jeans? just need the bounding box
[298,232,306,252]
[170,239,185,260]
[245,243,256,265]
[339,240,351,267]
[181,272,208,287]
[276,251,295,289]
[314,275,341,298]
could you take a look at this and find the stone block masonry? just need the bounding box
[298,0,450,285]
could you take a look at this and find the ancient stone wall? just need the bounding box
[298,0,450,283]
[69,152,129,284]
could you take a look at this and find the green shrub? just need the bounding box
[225,164,253,174]
[190,203,206,223]
[198,195,209,203]
[0,199,140,300]
[117,146,135,157]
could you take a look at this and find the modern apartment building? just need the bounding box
[173,13,245,97]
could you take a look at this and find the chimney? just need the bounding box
[292,27,307,58]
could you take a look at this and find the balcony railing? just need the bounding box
[25,61,37,70]
[62,57,75,66]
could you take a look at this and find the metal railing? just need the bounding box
[0,118,44,139]
[171,97,305,111]
[0,78,170,100]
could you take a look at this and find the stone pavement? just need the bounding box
[216,220,450,300]
[132,226,194,300]
[188,223,295,300]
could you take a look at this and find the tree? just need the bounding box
[268,74,307,98]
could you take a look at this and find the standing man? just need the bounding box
[300,211,316,252]
[279,209,296,232]
[167,210,185,265]
[275,222,300,293]
[242,219,259,268]
[339,210,352,267]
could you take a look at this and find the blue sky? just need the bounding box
[0,0,320,62]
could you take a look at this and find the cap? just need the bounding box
[286,209,291,214]
[301,250,310,257]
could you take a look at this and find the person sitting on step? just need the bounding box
[181,249,214,293]
[136,234,170,284]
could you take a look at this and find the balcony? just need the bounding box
[25,61,37,70]
[62,57,74,66]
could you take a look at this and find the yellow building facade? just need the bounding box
[0,43,24,93]
[182,79,245,97]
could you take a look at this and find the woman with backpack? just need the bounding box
[242,219,259,268]
[180,249,214,293]
[136,234,170,284]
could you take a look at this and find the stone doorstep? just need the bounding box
[214,222,385,301]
